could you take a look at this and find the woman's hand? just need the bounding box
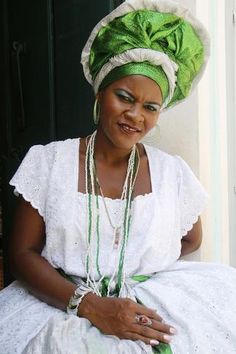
[79,293,177,346]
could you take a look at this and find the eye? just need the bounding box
[144,104,160,112]
[115,90,134,103]
[120,94,132,102]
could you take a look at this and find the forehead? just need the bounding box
[104,75,163,102]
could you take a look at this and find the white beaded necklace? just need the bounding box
[95,147,140,248]
[84,130,139,296]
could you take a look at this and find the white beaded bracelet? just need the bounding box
[67,285,93,316]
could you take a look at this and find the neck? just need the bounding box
[92,128,135,166]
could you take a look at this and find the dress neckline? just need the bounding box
[75,137,155,202]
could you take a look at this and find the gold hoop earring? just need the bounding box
[93,98,100,125]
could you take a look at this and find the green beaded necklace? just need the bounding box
[85,131,140,296]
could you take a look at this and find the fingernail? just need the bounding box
[169,327,177,334]
[150,339,159,346]
[163,335,172,342]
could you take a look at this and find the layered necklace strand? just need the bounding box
[84,130,140,296]
[95,148,140,248]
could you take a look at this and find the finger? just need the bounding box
[134,303,162,322]
[124,331,160,346]
[130,314,177,340]
[151,319,178,335]
[131,324,173,344]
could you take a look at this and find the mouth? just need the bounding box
[118,123,142,135]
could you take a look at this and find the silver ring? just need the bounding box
[135,314,152,327]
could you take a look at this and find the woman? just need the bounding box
[1,0,236,353]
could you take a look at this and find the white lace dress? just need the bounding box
[0,138,236,354]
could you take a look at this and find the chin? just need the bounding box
[112,133,142,150]
[115,127,144,147]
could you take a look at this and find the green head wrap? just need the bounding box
[99,62,169,102]
[81,0,210,109]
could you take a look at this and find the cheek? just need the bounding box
[100,99,123,119]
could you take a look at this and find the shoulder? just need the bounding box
[28,137,79,153]
[27,138,80,167]
[142,144,197,187]
[143,144,183,169]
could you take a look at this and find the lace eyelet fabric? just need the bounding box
[0,138,236,354]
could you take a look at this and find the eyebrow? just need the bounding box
[115,88,162,106]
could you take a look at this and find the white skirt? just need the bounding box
[1,261,236,354]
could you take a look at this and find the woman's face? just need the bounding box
[97,75,163,150]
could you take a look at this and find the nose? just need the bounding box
[124,103,144,122]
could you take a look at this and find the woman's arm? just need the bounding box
[180,217,202,257]
[10,197,176,345]
[9,196,76,310]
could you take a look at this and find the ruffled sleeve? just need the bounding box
[175,156,208,237]
[9,142,56,219]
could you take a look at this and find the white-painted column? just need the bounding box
[225,0,236,266]
[196,0,230,264]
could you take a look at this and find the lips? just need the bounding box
[118,123,142,134]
